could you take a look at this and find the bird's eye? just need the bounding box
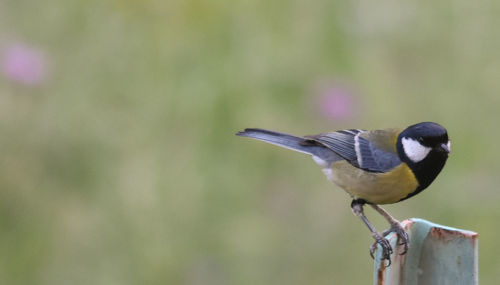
[418,137,424,143]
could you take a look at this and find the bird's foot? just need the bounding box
[382,222,410,255]
[369,233,393,266]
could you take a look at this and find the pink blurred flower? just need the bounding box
[1,43,47,86]
[314,82,357,121]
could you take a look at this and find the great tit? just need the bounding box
[236,122,450,264]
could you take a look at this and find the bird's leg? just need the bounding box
[351,199,392,265]
[369,204,410,255]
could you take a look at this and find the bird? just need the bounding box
[236,122,450,265]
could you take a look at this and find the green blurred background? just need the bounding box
[1,0,499,284]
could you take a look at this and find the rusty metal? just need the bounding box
[373,218,478,285]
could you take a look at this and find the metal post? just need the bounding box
[374,218,478,285]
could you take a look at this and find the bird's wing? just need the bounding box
[305,128,402,172]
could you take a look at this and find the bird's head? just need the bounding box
[398,122,450,163]
[396,122,450,191]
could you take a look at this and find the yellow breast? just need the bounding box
[328,161,419,204]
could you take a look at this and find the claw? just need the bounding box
[382,223,410,255]
[370,234,393,266]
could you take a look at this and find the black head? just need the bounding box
[396,122,450,199]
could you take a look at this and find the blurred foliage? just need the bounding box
[1,0,500,284]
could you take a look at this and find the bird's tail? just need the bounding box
[236,128,339,163]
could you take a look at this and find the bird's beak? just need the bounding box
[440,142,450,154]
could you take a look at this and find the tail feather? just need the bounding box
[236,128,340,163]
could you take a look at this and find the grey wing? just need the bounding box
[307,129,401,172]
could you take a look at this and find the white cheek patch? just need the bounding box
[447,140,451,152]
[402,137,432,163]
